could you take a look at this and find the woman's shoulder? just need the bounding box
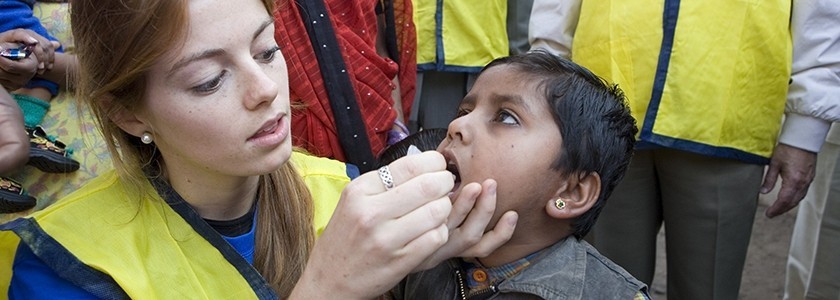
[28,170,153,229]
[291,151,360,180]
[31,170,122,216]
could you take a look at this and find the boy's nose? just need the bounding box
[446,114,472,144]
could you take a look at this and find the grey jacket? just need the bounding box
[393,237,648,299]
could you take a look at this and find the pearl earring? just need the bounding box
[141,132,153,144]
[555,198,566,210]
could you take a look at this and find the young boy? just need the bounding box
[389,51,649,299]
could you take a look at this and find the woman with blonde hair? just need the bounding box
[0,0,515,298]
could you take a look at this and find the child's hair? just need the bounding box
[377,128,447,167]
[71,0,312,296]
[481,50,637,239]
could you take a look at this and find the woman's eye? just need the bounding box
[192,70,227,94]
[496,111,519,125]
[256,45,280,63]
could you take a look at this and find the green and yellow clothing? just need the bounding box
[413,0,509,72]
[0,152,355,299]
[533,0,793,164]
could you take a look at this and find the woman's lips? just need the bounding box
[248,113,288,147]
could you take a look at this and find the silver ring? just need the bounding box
[378,166,395,190]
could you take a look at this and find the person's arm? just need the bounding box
[0,85,28,175]
[761,0,840,217]
[528,0,582,58]
[35,52,76,90]
[375,7,408,145]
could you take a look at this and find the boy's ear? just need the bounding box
[102,93,148,138]
[545,172,601,220]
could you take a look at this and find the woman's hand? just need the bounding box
[411,179,518,272]
[291,151,455,299]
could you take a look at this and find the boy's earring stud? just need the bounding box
[555,198,566,210]
[141,132,154,144]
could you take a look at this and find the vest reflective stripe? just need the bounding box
[0,152,352,298]
[414,0,508,72]
[572,0,792,163]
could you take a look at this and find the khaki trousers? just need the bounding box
[590,148,763,300]
[785,125,840,300]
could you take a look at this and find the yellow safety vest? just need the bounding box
[572,0,792,163]
[0,152,351,298]
[414,0,509,72]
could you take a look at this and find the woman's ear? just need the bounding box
[545,172,601,220]
[103,93,148,138]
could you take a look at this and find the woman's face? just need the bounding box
[136,0,291,180]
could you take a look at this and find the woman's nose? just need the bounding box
[243,63,280,110]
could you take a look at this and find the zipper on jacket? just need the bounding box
[467,284,499,300]
[455,268,502,300]
[455,269,467,300]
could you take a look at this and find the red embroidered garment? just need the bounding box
[274,0,416,162]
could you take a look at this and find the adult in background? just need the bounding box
[274,0,416,172]
[530,0,840,299]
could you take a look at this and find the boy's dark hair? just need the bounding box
[481,50,638,239]
[377,128,448,167]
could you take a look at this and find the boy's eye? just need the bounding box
[495,110,519,125]
[256,45,281,63]
[192,70,228,94]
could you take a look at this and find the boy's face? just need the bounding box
[438,64,566,227]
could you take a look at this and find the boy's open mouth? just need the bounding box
[445,157,462,194]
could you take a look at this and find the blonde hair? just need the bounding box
[71,0,314,296]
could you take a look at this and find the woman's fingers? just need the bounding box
[359,151,448,195]
[381,170,454,218]
[300,151,463,298]
[410,179,516,272]
[382,196,452,247]
[343,151,453,220]
[397,223,449,266]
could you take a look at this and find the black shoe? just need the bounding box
[0,177,37,213]
[27,126,80,173]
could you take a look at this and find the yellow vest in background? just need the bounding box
[0,152,350,298]
[414,0,509,72]
[572,0,792,163]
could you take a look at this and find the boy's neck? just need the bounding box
[477,221,573,267]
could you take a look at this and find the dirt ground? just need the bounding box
[649,185,795,300]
